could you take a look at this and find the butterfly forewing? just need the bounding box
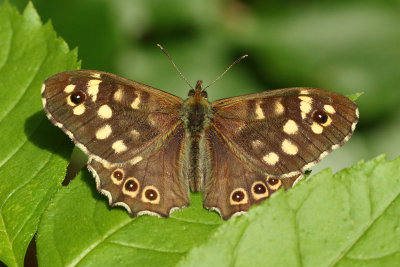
[212,87,358,177]
[42,70,183,163]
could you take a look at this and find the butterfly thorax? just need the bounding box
[181,80,213,192]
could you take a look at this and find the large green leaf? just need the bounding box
[37,171,222,267]
[179,155,400,267]
[37,155,400,266]
[0,2,79,266]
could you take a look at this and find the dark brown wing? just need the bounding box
[88,124,189,217]
[203,127,301,219]
[212,87,358,178]
[42,70,183,163]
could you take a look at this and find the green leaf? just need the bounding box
[0,2,79,266]
[178,155,400,267]
[37,171,222,267]
[37,155,400,266]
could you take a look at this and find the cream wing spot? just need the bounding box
[101,161,112,169]
[263,152,279,165]
[131,129,140,138]
[311,122,324,134]
[324,105,336,114]
[87,79,101,101]
[64,84,75,93]
[91,73,101,79]
[255,102,265,119]
[98,105,113,119]
[96,124,112,139]
[300,89,310,95]
[131,94,141,109]
[114,88,123,102]
[130,156,143,165]
[282,139,298,155]
[299,96,312,119]
[251,140,263,149]
[299,96,312,102]
[274,100,284,115]
[73,105,85,115]
[112,140,127,153]
[283,120,298,135]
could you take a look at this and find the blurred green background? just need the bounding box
[4,0,400,173]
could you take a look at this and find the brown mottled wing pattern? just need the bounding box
[212,88,359,178]
[42,70,189,216]
[203,127,301,219]
[88,125,189,217]
[42,70,182,163]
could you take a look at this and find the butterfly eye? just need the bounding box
[312,110,328,124]
[70,90,86,105]
[201,91,208,98]
[188,89,195,97]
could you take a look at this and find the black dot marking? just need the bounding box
[125,179,138,192]
[253,183,267,194]
[113,170,124,181]
[70,90,86,104]
[145,189,158,201]
[312,110,328,124]
[232,190,245,202]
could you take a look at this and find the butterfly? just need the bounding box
[41,69,358,219]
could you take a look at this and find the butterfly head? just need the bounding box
[188,80,208,99]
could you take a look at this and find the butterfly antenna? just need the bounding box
[157,44,194,90]
[203,54,248,90]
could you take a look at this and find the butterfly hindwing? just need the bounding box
[204,127,302,219]
[87,124,189,217]
[42,70,183,163]
[212,87,359,177]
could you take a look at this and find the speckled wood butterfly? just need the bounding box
[42,65,358,219]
